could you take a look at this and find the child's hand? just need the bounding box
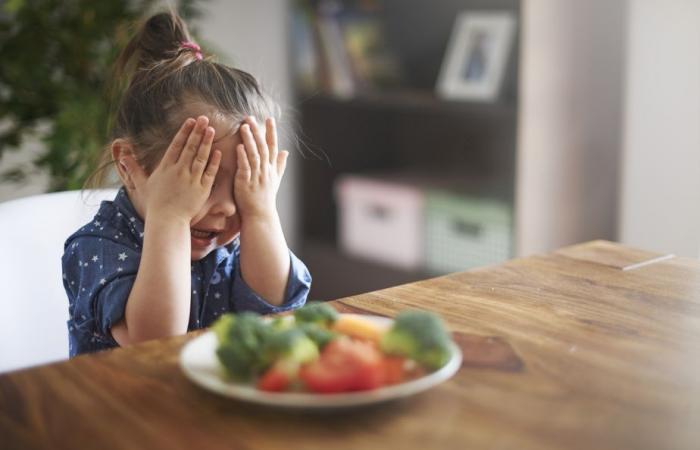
[121,116,221,224]
[234,116,289,222]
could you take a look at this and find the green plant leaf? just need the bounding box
[3,0,24,14]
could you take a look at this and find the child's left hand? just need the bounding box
[234,116,288,222]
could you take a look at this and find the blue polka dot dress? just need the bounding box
[62,188,311,356]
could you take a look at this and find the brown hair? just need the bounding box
[87,11,279,187]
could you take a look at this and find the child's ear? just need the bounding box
[111,138,136,190]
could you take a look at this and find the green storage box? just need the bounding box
[425,190,512,274]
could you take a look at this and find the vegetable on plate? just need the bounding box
[212,302,455,394]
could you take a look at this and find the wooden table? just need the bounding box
[2,240,699,450]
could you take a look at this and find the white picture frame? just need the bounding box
[436,11,516,101]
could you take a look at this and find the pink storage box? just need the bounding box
[335,175,425,269]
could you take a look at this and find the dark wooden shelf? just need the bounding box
[293,0,521,303]
[301,239,433,302]
[297,90,517,118]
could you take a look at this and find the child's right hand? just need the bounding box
[120,116,221,224]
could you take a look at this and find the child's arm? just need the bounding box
[236,117,291,306]
[112,117,221,344]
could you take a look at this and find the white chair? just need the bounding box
[0,189,118,373]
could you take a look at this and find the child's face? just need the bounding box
[187,121,244,261]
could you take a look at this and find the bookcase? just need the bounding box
[290,0,521,300]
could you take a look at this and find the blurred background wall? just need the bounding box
[516,0,626,256]
[619,0,700,257]
[518,0,700,258]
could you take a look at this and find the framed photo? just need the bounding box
[436,12,516,101]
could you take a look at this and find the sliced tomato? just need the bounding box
[299,337,385,393]
[299,358,356,393]
[380,356,406,385]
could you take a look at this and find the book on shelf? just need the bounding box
[291,3,320,93]
[341,9,402,92]
[293,0,402,98]
[316,1,356,98]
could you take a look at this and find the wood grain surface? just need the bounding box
[1,241,699,450]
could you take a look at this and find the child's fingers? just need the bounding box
[201,149,222,188]
[236,144,252,183]
[276,150,289,179]
[266,117,278,165]
[163,118,196,165]
[246,117,269,167]
[179,116,209,167]
[240,123,260,174]
[191,126,215,177]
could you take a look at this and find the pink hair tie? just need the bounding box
[180,41,203,60]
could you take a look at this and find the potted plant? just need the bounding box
[0,0,204,191]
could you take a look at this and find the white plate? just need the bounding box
[179,314,463,409]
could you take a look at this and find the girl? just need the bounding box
[62,12,311,356]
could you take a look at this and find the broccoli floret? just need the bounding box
[261,328,319,366]
[212,313,236,343]
[216,342,258,381]
[293,301,339,327]
[213,312,273,381]
[298,322,338,349]
[380,310,452,370]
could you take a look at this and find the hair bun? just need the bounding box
[140,13,193,66]
[115,11,196,79]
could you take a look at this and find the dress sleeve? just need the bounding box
[62,236,140,344]
[231,249,312,314]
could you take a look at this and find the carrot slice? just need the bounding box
[332,314,390,344]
